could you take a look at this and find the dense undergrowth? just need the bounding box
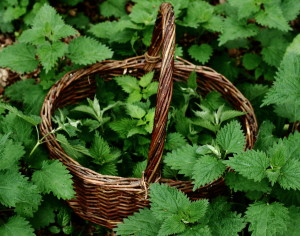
[0,0,299,235]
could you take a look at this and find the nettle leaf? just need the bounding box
[188,44,213,64]
[261,37,289,67]
[164,144,198,177]
[37,41,68,72]
[115,75,140,93]
[4,78,45,115]
[0,43,38,73]
[159,215,186,236]
[165,132,188,151]
[254,121,277,152]
[263,35,300,122]
[220,110,245,124]
[0,216,34,236]
[56,134,90,159]
[225,172,271,193]
[282,206,300,236]
[129,1,159,25]
[30,200,56,230]
[109,118,138,138]
[228,0,260,19]
[178,225,211,236]
[115,208,161,236]
[32,160,75,200]
[242,53,261,70]
[218,17,259,46]
[150,183,190,220]
[255,4,291,32]
[224,150,269,182]
[216,120,245,155]
[0,134,25,170]
[207,197,246,236]
[126,103,146,119]
[182,1,214,28]
[280,0,300,21]
[192,156,226,190]
[24,4,77,42]
[246,202,290,236]
[139,71,154,88]
[100,0,127,17]
[14,181,42,218]
[68,36,113,65]
[143,82,158,99]
[132,160,147,178]
[278,159,300,190]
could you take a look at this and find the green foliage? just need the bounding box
[216,120,245,155]
[188,44,213,64]
[68,36,113,65]
[225,150,269,182]
[1,0,300,234]
[0,43,38,73]
[32,160,75,199]
[246,201,290,236]
[0,216,35,236]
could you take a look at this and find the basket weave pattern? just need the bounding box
[40,3,258,229]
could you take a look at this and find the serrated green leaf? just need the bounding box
[242,53,261,70]
[218,17,259,46]
[278,159,300,190]
[192,156,226,190]
[139,71,154,88]
[99,0,127,17]
[254,121,277,152]
[56,134,90,159]
[0,216,34,236]
[182,1,214,28]
[207,197,246,236]
[143,81,158,99]
[115,75,140,94]
[165,132,188,151]
[115,208,161,236]
[246,201,290,236]
[109,118,138,138]
[216,120,245,155]
[97,162,118,176]
[164,144,198,177]
[224,150,269,182]
[89,132,111,162]
[280,0,300,21]
[0,102,41,126]
[4,78,45,115]
[178,225,212,236]
[129,1,159,25]
[28,4,77,42]
[37,41,68,72]
[220,110,245,124]
[255,4,291,32]
[228,0,260,19]
[0,43,38,73]
[188,44,213,64]
[158,215,186,236]
[0,134,25,170]
[32,160,75,199]
[132,160,147,178]
[186,199,209,223]
[30,199,56,229]
[126,103,146,119]
[150,183,190,220]
[280,206,300,236]
[261,37,289,67]
[68,36,113,65]
[14,181,42,218]
[225,171,271,193]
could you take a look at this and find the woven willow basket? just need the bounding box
[40,3,258,229]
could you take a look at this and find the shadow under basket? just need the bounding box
[40,3,258,230]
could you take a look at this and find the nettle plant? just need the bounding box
[0,0,300,235]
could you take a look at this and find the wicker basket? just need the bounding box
[40,3,258,229]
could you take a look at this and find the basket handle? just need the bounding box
[144,3,175,183]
